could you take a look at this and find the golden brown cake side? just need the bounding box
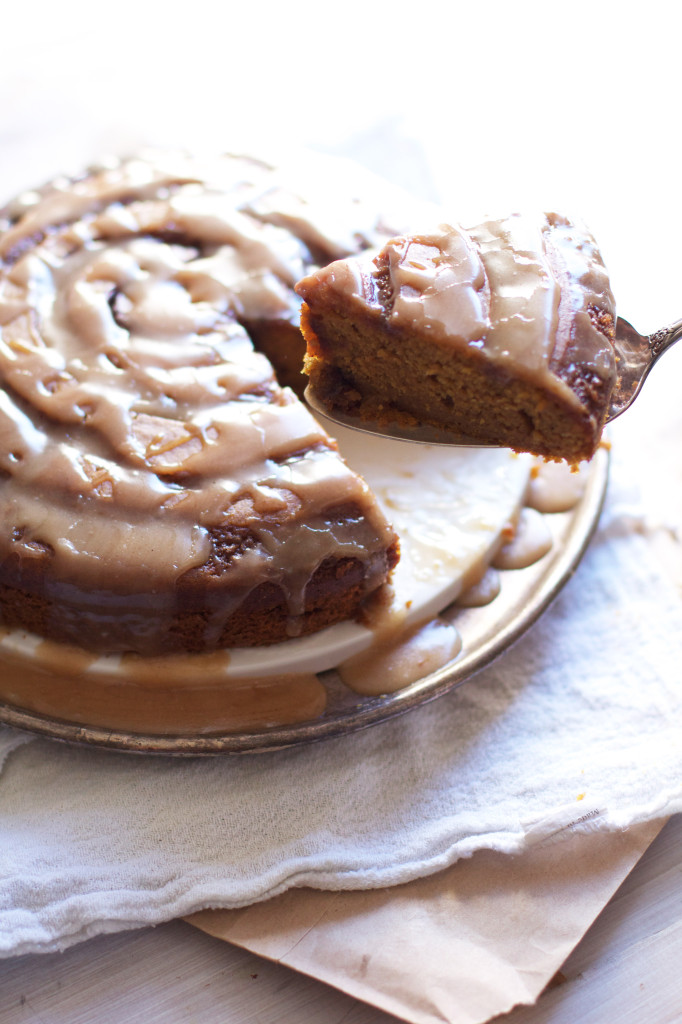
[297,215,617,462]
[0,152,404,655]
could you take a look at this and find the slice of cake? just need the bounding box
[0,151,404,656]
[296,214,617,462]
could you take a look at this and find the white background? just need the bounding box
[2,0,680,335]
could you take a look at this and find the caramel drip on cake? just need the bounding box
[0,152,405,654]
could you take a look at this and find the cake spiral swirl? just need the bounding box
[0,152,402,654]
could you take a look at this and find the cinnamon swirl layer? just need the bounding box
[0,152,402,654]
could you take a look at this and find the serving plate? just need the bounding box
[0,446,609,754]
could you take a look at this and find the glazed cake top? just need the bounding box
[0,151,403,603]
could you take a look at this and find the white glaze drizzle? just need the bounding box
[338,617,462,696]
[492,507,553,571]
[526,458,589,514]
[0,152,417,651]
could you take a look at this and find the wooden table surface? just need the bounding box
[0,813,680,1024]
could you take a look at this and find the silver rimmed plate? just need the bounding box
[0,447,609,754]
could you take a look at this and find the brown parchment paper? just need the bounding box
[187,818,664,1024]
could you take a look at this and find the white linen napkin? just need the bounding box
[1,436,682,959]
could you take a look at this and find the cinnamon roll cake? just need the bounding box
[0,152,408,655]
